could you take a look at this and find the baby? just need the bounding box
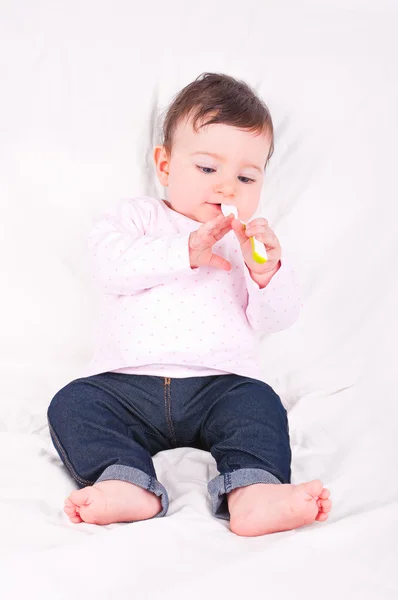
[48,72,331,536]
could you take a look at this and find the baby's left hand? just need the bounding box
[231,217,281,278]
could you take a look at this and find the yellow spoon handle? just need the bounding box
[242,224,268,264]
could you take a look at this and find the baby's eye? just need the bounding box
[238,176,255,184]
[197,165,216,174]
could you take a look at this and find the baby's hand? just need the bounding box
[189,213,234,271]
[231,218,282,282]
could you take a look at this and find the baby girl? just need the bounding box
[48,72,331,536]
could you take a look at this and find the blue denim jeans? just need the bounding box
[47,373,291,520]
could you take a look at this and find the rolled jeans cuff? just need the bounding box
[207,468,281,520]
[96,465,169,518]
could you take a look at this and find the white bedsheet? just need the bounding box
[1,1,398,598]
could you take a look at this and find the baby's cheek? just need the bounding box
[170,175,197,209]
[201,183,216,205]
[184,173,207,206]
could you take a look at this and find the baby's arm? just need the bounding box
[88,198,193,295]
[244,259,302,334]
[230,214,301,333]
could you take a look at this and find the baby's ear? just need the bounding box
[154,145,170,186]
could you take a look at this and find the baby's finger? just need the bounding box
[245,225,273,237]
[202,213,232,235]
[199,222,232,248]
[208,252,232,271]
[197,215,223,239]
[246,229,279,248]
[231,218,248,246]
[246,218,269,228]
[214,221,234,241]
[195,219,221,245]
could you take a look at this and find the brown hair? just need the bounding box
[162,72,274,166]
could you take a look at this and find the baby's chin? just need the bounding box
[180,202,223,223]
[190,202,223,223]
[205,202,223,216]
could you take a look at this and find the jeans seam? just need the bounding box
[47,421,94,487]
[164,377,177,447]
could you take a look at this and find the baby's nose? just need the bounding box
[216,180,236,198]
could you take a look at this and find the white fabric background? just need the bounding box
[1,1,397,598]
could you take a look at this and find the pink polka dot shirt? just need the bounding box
[82,197,301,382]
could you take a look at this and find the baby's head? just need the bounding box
[154,73,274,223]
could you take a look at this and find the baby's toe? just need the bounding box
[69,487,92,507]
[66,511,83,524]
[64,497,76,513]
[320,488,330,500]
[321,499,332,513]
[315,512,329,522]
[64,498,83,523]
[301,479,323,499]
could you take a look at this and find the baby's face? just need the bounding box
[155,117,272,223]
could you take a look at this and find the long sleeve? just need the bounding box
[82,197,301,382]
[244,258,302,333]
[87,197,194,295]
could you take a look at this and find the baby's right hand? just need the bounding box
[189,213,234,271]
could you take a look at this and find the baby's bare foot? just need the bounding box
[228,480,332,537]
[64,480,162,525]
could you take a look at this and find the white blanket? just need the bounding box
[1,1,398,598]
